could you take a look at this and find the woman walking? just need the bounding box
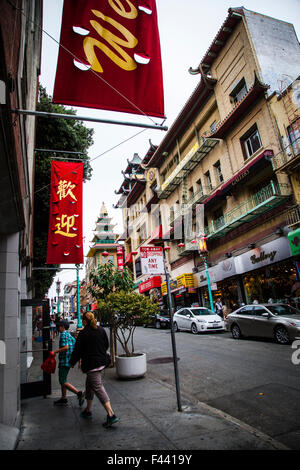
[70,312,119,428]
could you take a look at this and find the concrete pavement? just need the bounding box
[13,349,288,453]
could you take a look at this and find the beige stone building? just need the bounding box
[116,7,300,312]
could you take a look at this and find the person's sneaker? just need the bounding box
[77,391,85,407]
[102,414,119,428]
[80,409,92,419]
[53,398,68,406]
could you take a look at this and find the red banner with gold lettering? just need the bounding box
[53,0,164,118]
[46,161,84,265]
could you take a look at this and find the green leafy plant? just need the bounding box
[98,291,159,357]
[88,263,134,362]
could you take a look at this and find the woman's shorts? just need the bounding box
[58,366,70,385]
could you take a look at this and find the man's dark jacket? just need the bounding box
[70,325,109,373]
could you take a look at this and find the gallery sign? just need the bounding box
[197,237,292,286]
[235,237,291,274]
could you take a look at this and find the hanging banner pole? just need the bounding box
[12,109,168,132]
[76,264,82,328]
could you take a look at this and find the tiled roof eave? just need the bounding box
[206,76,269,139]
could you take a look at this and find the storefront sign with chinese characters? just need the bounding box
[116,245,124,272]
[46,161,83,264]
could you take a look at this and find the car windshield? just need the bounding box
[159,312,169,317]
[267,305,300,316]
[190,308,215,316]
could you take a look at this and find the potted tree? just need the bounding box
[98,291,159,379]
[88,263,134,365]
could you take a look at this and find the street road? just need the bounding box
[131,326,300,450]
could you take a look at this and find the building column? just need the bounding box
[0,233,21,427]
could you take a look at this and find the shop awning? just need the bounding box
[139,276,162,294]
[202,149,273,208]
[220,149,273,195]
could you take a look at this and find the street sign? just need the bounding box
[288,227,300,256]
[140,246,164,275]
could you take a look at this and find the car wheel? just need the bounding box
[191,323,198,335]
[155,321,161,329]
[173,321,179,332]
[274,326,290,345]
[231,324,242,340]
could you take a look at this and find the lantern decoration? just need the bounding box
[164,246,171,251]
[178,243,185,248]
[102,251,109,256]
[198,235,208,253]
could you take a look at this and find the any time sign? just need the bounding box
[140,246,164,275]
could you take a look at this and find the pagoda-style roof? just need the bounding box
[87,203,119,256]
[206,74,269,139]
[114,145,155,208]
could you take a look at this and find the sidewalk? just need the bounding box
[15,353,288,451]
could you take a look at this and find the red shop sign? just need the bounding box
[139,276,161,294]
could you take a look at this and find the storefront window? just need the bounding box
[243,259,299,306]
[200,277,242,312]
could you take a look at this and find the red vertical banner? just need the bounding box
[46,161,84,265]
[116,245,124,272]
[53,0,164,118]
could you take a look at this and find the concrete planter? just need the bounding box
[115,352,147,379]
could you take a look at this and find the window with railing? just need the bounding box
[230,78,248,106]
[288,120,300,156]
[210,120,217,133]
[205,170,213,191]
[213,207,225,230]
[196,178,203,196]
[241,124,262,160]
[214,160,224,184]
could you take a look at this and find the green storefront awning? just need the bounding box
[288,227,300,256]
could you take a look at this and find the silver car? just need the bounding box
[225,303,300,344]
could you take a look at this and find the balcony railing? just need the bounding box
[168,186,213,226]
[158,137,219,199]
[176,182,291,255]
[204,181,291,239]
[271,138,300,171]
[286,205,300,227]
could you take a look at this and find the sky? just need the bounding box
[42,0,300,299]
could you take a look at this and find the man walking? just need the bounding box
[215,298,224,318]
[53,319,84,406]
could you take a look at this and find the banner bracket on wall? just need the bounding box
[12,109,168,132]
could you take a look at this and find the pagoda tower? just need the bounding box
[86,202,120,268]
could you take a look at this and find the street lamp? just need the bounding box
[196,233,214,312]
[56,279,61,316]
